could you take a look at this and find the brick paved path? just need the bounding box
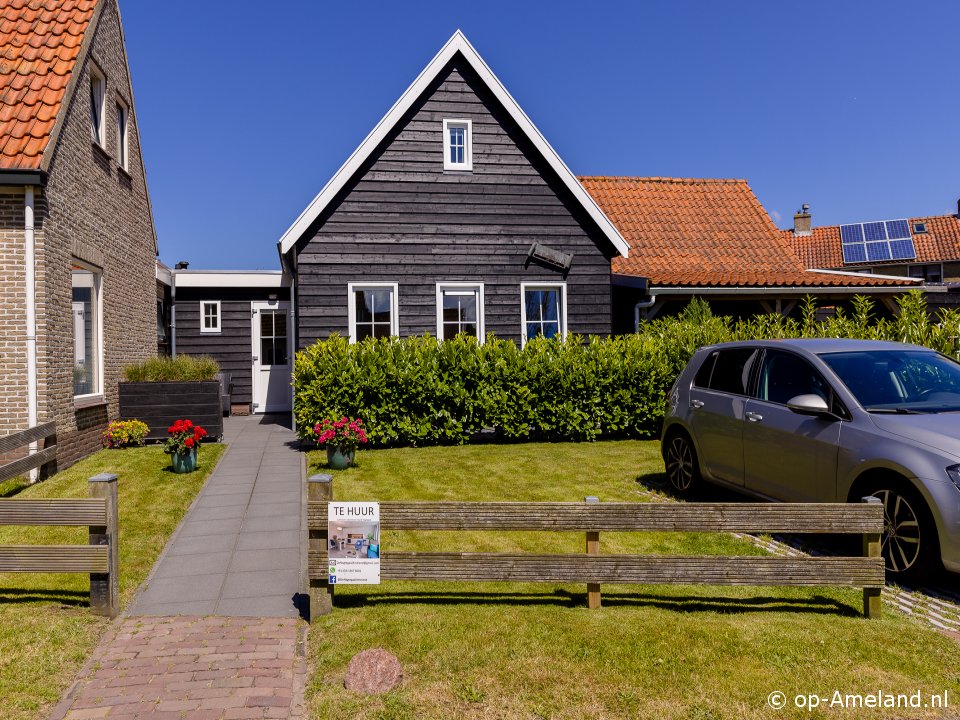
[49,616,306,720]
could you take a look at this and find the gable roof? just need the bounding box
[0,0,100,170]
[277,30,629,258]
[787,214,960,270]
[580,176,914,288]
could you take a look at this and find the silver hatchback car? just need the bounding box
[662,338,960,581]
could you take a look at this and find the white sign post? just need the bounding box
[327,502,380,585]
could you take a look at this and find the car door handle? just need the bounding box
[689,399,705,409]
[745,412,763,423]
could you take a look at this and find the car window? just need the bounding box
[822,350,960,412]
[693,352,717,389]
[701,348,759,395]
[757,350,831,405]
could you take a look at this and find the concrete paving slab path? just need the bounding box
[130,414,306,618]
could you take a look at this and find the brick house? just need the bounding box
[786,206,960,311]
[0,0,157,469]
[580,177,918,328]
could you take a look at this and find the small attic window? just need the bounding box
[443,119,472,171]
[89,66,105,147]
[913,222,928,234]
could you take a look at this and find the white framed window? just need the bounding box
[115,100,128,170]
[442,118,472,170]
[200,301,221,333]
[89,65,105,147]
[72,260,103,398]
[520,282,567,345]
[348,283,398,342]
[436,283,484,341]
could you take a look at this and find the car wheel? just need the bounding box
[869,484,937,582]
[663,432,701,494]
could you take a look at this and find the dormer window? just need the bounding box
[443,119,472,170]
[89,66,105,147]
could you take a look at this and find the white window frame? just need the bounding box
[115,98,129,170]
[89,65,106,147]
[435,282,484,342]
[442,118,472,171]
[72,259,104,400]
[520,282,568,346]
[347,282,399,343]
[200,300,221,333]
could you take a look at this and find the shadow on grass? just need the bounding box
[0,588,90,607]
[0,481,31,499]
[333,588,859,616]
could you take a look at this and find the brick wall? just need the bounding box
[0,0,157,470]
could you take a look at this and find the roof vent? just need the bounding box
[174,261,189,270]
[793,204,812,236]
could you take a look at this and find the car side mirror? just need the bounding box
[786,394,831,416]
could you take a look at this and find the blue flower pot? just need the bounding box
[326,446,355,469]
[171,448,198,474]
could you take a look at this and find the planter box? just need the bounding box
[119,381,223,441]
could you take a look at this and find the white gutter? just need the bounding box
[24,186,38,481]
[806,268,923,282]
[634,295,657,332]
[649,285,917,296]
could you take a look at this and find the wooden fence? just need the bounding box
[0,473,119,617]
[306,474,885,621]
[0,420,57,483]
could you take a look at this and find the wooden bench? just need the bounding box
[0,473,119,617]
[306,475,885,621]
[0,420,57,483]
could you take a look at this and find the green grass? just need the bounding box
[0,442,224,720]
[306,441,960,720]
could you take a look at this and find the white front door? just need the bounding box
[251,301,292,413]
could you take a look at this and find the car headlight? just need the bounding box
[946,465,960,490]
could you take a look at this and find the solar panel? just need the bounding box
[838,218,916,264]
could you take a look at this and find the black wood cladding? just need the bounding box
[294,58,616,348]
[173,287,290,406]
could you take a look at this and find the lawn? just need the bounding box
[306,441,960,720]
[0,442,224,720]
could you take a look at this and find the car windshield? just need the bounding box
[820,349,960,413]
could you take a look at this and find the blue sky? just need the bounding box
[122,1,960,270]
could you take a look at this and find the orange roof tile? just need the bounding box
[0,0,98,170]
[788,215,960,270]
[580,176,905,288]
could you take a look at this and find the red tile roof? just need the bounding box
[788,215,960,270]
[579,176,907,288]
[0,0,98,170]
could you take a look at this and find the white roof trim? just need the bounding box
[651,285,919,296]
[173,271,287,288]
[276,30,629,258]
[806,268,922,283]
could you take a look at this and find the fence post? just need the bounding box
[584,495,601,609]
[309,473,334,620]
[88,473,118,618]
[862,496,883,619]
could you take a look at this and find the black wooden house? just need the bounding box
[277,31,630,350]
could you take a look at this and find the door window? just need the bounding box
[259,310,288,366]
[698,348,759,395]
[757,350,830,405]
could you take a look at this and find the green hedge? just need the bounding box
[293,291,960,446]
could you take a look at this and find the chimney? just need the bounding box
[793,204,811,236]
[174,261,189,270]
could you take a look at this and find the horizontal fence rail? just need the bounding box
[0,420,57,483]
[307,501,884,534]
[305,475,884,621]
[0,473,118,617]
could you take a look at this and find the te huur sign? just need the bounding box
[328,502,380,584]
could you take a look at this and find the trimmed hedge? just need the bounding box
[293,291,960,446]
